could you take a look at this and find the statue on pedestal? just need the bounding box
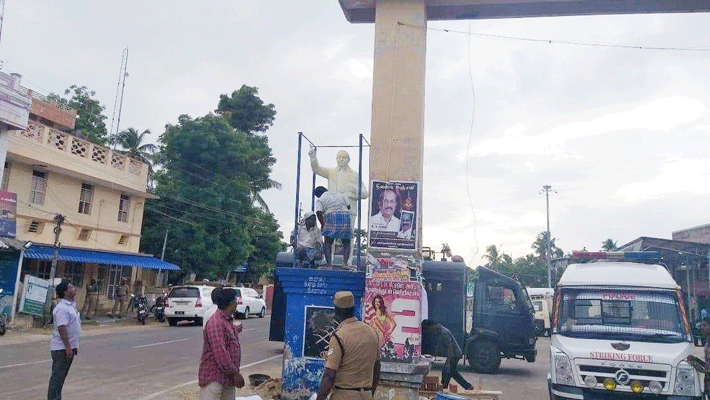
[308,147,369,223]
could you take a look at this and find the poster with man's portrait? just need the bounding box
[369,181,418,250]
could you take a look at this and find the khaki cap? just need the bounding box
[333,291,354,308]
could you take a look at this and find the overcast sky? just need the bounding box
[6,1,710,267]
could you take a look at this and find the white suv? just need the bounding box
[165,285,216,326]
[235,288,266,319]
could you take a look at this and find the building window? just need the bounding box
[78,183,93,214]
[78,229,91,241]
[35,261,51,280]
[1,161,10,191]
[118,235,129,245]
[27,220,45,234]
[62,262,83,287]
[118,194,130,222]
[29,170,47,205]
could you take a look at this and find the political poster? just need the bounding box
[369,181,418,250]
[363,277,422,362]
[0,191,17,237]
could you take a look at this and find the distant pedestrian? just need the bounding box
[48,281,81,400]
[110,278,129,318]
[80,279,98,320]
[421,319,473,391]
[199,288,244,399]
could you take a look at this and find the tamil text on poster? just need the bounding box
[369,181,418,250]
[0,191,17,237]
[363,277,421,362]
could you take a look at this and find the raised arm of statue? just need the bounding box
[308,147,329,179]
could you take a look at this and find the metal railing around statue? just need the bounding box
[293,132,370,269]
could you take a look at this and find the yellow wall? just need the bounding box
[7,124,152,254]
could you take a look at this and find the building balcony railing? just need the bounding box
[13,120,149,191]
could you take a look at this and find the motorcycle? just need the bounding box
[0,288,7,335]
[152,295,165,323]
[131,294,148,325]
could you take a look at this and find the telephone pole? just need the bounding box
[43,214,64,326]
[540,185,556,288]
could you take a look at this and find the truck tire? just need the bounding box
[168,317,178,327]
[468,340,501,373]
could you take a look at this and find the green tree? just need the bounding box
[532,231,564,260]
[482,245,508,269]
[114,127,158,174]
[215,86,279,210]
[601,238,618,251]
[216,85,276,135]
[63,85,109,146]
[141,112,281,280]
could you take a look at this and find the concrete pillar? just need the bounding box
[369,0,427,208]
[368,4,428,400]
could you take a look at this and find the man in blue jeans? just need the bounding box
[48,281,81,400]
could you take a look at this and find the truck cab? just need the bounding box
[423,263,537,373]
[528,287,554,336]
[549,254,701,399]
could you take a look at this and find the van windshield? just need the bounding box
[557,288,688,343]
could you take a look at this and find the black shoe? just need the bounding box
[463,384,474,391]
[108,315,114,318]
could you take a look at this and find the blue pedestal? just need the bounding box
[276,268,365,400]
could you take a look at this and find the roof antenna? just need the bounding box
[109,47,129,148]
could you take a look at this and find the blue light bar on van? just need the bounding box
[571,251,661,261]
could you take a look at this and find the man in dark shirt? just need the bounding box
[421,319,473,391]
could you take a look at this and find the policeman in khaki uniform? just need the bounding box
[316,291,381,400]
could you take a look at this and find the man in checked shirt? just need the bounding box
[199,288,245,400]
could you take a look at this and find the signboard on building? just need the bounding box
[369,180,419,250]
[0,191,17,237]
[19,275,49,316]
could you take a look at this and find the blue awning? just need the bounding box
[23,245,181,271]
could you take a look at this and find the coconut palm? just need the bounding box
[114,128,158,173]
[601,238,618,251]
[483,244,512,269]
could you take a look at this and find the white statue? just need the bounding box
[309,147,369,222]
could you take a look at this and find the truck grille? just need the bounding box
[575,359,670,392]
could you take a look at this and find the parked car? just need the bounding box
[235,287,266,319]
[165,284,216,326]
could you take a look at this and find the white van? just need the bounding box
[528,287,554,336]
[549,258,702,399]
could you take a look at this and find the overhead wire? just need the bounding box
[399,21,710,52]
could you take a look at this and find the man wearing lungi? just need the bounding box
[314,186,352,269]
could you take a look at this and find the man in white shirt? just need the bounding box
[314,186,353,269]
[48,281,82,400]
[370,189,400,232]
[290,211,323,268]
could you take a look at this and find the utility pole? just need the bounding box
[540,185,556,288]
[158,230,169,287]
[43,214,64,326]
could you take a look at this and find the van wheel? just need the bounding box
[168,318,178,327]
[243,307,250,319]
[258,307,266,318]
[194,317,203,326]
[469,340,501,373]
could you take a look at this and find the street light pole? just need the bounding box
[43,214,64,326]
[540,185,556,288]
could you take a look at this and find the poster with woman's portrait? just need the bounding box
[363,277,422,362]
[368,181,418,250]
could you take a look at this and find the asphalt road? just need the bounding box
[0,316,282,400]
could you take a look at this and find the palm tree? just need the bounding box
[532,231,564,260]
[601,239,618,251]
[114,128,158,174]
[483,244,511,269]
